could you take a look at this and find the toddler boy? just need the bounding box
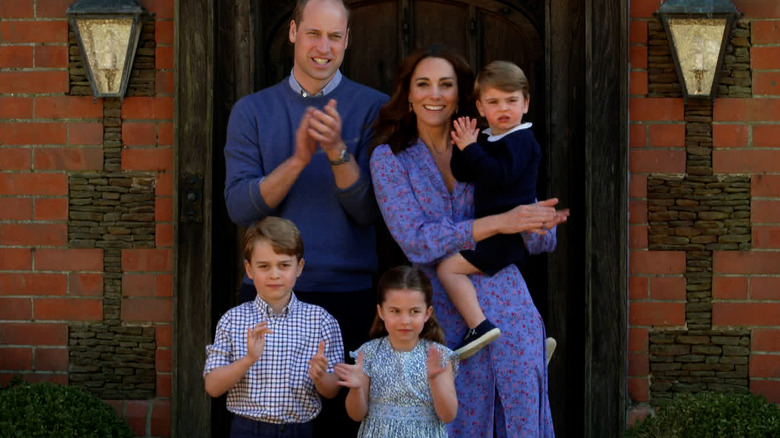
[440,61,553,360]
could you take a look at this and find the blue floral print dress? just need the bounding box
[351,337,457,438]
[370,141,556,438]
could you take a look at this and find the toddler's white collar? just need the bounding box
[483,122,533,142]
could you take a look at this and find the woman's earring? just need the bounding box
[455,104,459,114]
[409,102,413,113]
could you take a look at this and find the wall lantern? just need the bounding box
[656,0,741,101]
[67,0,146,99]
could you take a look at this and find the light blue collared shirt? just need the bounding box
[288,69,343,97]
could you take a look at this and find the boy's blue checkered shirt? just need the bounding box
[204,293,344,424]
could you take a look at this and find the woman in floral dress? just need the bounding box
[369,44,568,437]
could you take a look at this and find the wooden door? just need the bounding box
[254,0,554,310]
[259,1,544,132]
[214,0,568,435]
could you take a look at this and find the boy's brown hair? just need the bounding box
[474,60,530,100]
[243,217,304,262]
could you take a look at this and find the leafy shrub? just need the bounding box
[627,392,780,438]
[0,377,134,438]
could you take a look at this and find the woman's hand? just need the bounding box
[500,198,563,234]
[473,198,565,242]
[524,198,570,234]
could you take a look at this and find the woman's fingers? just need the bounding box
[536,198,559,207]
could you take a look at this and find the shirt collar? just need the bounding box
[253,292,298,317]
[483,122,533,142]
[288,69,343,97]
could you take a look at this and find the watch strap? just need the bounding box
[328,148,351,165]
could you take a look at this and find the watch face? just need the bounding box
[330,149,350,165]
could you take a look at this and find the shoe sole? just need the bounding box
[545,338,557,366]
[455,328,501,360]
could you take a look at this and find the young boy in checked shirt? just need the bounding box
[204,217,344,437]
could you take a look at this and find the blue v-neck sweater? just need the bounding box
[224,78,388,292]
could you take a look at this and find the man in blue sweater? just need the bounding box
[223,0,388,435]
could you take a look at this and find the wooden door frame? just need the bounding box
[173,0,214,436]
[545,0,629,435]
[174,0,627,436]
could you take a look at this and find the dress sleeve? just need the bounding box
[522,226,558,254]
[432,342,460,377]
[349,339,378,379]
[370,145,474,265]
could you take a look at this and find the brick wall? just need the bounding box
[0,1,174,437]
[629,0,780,427]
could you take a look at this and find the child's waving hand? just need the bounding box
[335,352,370,421]
[426,345,449,381]
[335,351,367,389]
[308,340,340,398]
[427,345,458,423]
[451,116,479,151]
[247,322,273,360]
[308,341,329,382]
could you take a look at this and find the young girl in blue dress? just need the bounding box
[334,266,458,438]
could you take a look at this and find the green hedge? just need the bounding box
[627,392,780,438]
[0,378,133,438]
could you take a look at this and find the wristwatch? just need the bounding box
[328,148,351,166]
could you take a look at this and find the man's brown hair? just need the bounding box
[292,0,351,28]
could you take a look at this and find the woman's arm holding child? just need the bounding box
[427,346,457,423]
[204,322,272,397]
[308,341,340,399]
[334,352,370,421]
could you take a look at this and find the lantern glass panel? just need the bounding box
[668,18,727,97]
[74,17,134,95]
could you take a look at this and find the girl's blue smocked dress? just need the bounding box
[351,337,458,438]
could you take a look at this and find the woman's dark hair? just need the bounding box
[369,266,445,344]
[372,44,477,155]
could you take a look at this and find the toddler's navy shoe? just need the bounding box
[454,319,501,359]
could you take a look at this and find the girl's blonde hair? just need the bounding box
[369,266,445,344]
